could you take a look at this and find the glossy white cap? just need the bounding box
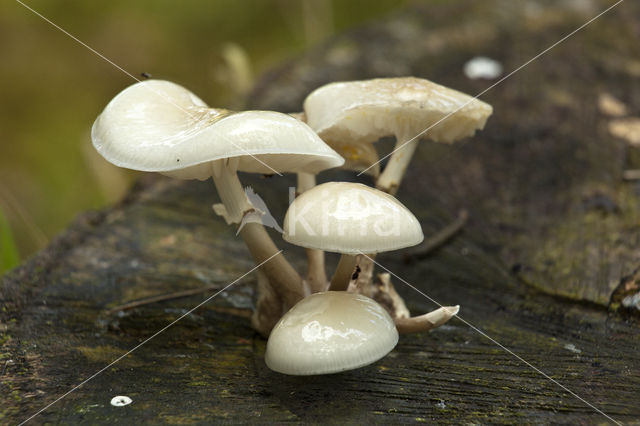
[283,182,423,254]
[265,291,398,375]
[304,77,493,144]
[92,80,344,180]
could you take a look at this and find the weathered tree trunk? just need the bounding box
[2,0,639,423]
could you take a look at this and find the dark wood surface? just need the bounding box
[2,0,639,423]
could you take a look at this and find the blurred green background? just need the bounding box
[0,0,409,273]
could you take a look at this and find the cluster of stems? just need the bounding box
[210,127,459,338]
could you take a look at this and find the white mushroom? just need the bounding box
[287,113,329,293]
[304,77,493,194]
[93,80,343,220]
[294,170,327,293]
[92,79,345,307]
[303,77,489,323]
[265,291,398,375]
[282,182,423,291]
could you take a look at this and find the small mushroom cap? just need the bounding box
[304,77,493,144]
[265,291,399,375]
[283,182,423,254]
[92,80,344,180]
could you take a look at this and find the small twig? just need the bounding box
[105,282,237,315]
[404,209,468,263]
[2,359,14,376]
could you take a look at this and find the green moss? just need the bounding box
[0,332,11,346]
[187,381,209,387]
[513,184,640,306]
[77,345,129,363]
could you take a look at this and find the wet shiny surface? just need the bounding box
[91,80,344,177]
[283,182,423,254]
[265,291,398,375]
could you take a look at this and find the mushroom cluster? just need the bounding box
[92,76,491,375]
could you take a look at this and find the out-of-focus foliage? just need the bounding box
[0,0,407,259]
[0,208,20,275]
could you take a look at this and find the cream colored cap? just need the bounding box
[289,112,380,177]
[283,182,423,254]
[92,80,344,180]
[265,291,398,375]
[304,77,493,144]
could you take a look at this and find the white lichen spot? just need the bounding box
[608,118,640,146]
[564,343,582,354]
[623,170,640,181]
[622,292,640,310]
[463,56,503,80]
[566,0,598,15]
[598,93,628,117]
[110,395,132,407]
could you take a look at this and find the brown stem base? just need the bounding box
[351,272,410,319]
[251,270,285,338]
[238,222,306,308]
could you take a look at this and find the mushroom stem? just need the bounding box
[352,253,376,291]
[376,128,419,196]
[329,254,357,291]
[363,127,418,305]
[297,172,327,293]
[211,159,254,224]
[211,159,306,309]
[297,172,316,194]
[239,222,307,307]
[251,269,284,338]
[395,305,460,334]
[305,249,328,292]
